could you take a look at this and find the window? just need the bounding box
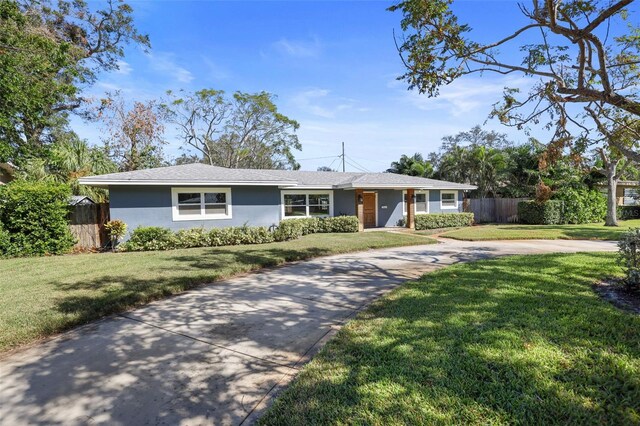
[282,191,333,218]
[402,190,429,214]
[440,190,458,209]
[172,188,232,221]
[624,188,639,206]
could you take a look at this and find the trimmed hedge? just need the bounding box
[414,213,474,230]
[0,181,75,256]
[552,187,606,224]
[517,200,563,225]
[618,206,640,220]
[120,216,360,252]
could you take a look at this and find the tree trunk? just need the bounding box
[605,161,619,227]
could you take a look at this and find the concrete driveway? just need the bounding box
[0,239,616,425]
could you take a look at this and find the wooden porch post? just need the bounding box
[406,188,415,230]
[355,189,364,232]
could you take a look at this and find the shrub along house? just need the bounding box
[79,163,475,236]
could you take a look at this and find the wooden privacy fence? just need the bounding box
[466,198,530,223]
[69,203,110,250]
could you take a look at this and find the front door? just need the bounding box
[363,192,376,228]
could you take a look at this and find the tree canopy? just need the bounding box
[0,0,149,164]
[162,89,301,170]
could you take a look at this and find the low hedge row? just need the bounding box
[120,215,360,252]
[517,200,563,225]
[414,213,474,230]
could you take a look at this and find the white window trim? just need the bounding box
[171,187,232,221]
[281,190,334,220]
[440,190,459,210]
[402,190,430,215]
[364,191,379,227]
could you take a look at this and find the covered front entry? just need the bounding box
[363,192,376,228]
[354,188,415,231]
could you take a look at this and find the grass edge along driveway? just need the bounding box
[441,219,640,241]
[260,252,639,425]
[0,232,433,354]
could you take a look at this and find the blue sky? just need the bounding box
[73,1,566,172]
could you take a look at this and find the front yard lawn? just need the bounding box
[441,219,640,241]
[0,232,432,354]
[261,253,640,425]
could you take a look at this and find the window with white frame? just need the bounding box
[282,191,333,218]
[402,190,429,214]
[623,188,640,206]
[440,190,458,209]
[171,188,232,221]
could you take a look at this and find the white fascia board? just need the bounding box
[78,179,298,187]
[336,183,434,190]
[278,185,335,189]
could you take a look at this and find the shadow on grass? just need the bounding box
[261,252,640,425]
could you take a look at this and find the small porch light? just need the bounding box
[357,193,364,204]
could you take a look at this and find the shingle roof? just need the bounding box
[79,163,476,190]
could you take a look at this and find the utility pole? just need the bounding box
[341,141,345,172]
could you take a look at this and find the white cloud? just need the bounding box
[290,89,368,119]
[395,76,533,117]
[272,37,321,58]
[147,52,194,84]
[114,60,132,75]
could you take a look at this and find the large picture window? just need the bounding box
[440,190,458,209]
[402,190,429,215]
[282,191,333,218]
[172,187,232,221]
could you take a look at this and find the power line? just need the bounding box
[345,155,371,173]
[296,155,341,161]
[345,158,369,173]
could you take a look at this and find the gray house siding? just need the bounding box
[377,189,404,227]
[109,186,465,237]
[109,185,282,236]
[428,189,464,213]
[333,189,356,216]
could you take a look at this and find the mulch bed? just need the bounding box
[593,279,640,315]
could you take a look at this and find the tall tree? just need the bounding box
[391,0,640,172]
[17,131,116,201]
[0,0,149,164]
[162,89,301,170]
[387,153,434,177]
[99,93,166,171]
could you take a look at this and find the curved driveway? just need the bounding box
[0,239,616,425]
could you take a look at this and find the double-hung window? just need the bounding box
[402,190,429,214]
[282,191,333,218]
[623,188,639,206]
[440,190,458,209]
[172,187,232,221]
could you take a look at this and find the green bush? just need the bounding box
[273,219,305,242]
[617,228,640,291]
[120,216,360,252]
[0,181,75,255]
[174,228,210,248]
[0,223,13,257]
[553,187,606,224]
[121,226,175,251]
[323,216,360,232]
[413,213,474,230]
[618,206,640,220]
[517,200,563,225]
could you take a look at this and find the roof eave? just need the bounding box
[78,179,298,187]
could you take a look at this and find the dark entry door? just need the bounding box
[363,193,376,228]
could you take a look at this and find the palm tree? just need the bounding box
[387,153,434,177]
[18,136,116,202]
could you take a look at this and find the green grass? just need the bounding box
[261,253,640,425]
[441,219,640,241]
[0,232,433,354]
